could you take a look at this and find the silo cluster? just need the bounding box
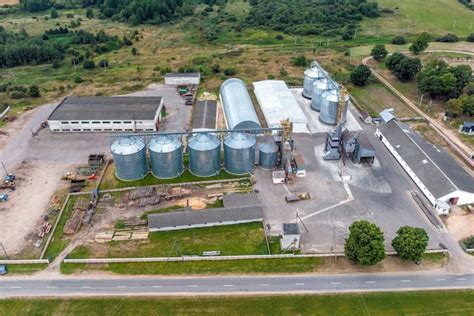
[111,132,281,180]
[302,66,325,99]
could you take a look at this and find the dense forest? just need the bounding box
[0,26,122,68]
[244,0,380,36]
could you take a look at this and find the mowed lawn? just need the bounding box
[1,291,474,315]
[362,0,474,37]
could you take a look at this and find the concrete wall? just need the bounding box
[165,77,200,85]
[439,190,474,206]
[280,234,300,250]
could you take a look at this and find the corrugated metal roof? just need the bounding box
[253,80,308,130]
[222,193,260,208]
[48,96,162,121]
[380,120,473,198]
[110,136,145,155]
[192,100,217,130]
[148,135,181,153]
[165,73,200,78]
[220,78,261,130]
[188,133,221,151]
[283,223,299,235]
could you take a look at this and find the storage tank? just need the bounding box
[258,139,279,170]
[310,78,334,112]
[188,133,221,177]
[303,66,325,99]
[111,136,148,181]
[223,132,256,175]
[148,135,184,179]
[319,90,350,125]
[220,78,261,130]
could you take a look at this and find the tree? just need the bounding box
[292,55,308,67]
[446,98,463,117]
[86,8,94,19]
[394,57,422,81]
[131,47,138,55]
[83,59,95,69]
[371,44,388,61]
[459,95,474,116]
[50,8,58,19]
[392,226,428,262]
[391,36,406,45]
[28,85,40,98]
[468,33,474,42]
[344,220,385,266]
[350,64,371,86]
[409,32,430,55]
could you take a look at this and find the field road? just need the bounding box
[0,273,472,297]
[362,50,474,169]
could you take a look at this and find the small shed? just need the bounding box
[460,121,474,135]
[359,111,372,124]
[280,223,300,250]
[342,131,376,164]
[164,73,201,85]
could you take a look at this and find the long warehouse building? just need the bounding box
[376,116,474,213]
[253,80,309,133]
[48,96,164,132]
[220,78,261,130]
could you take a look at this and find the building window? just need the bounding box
[94,129,102,131]
[62,129,70,131]
[71,121,79,124]
[103,121,110,124]
[123,121,132,124]
[60,121,68,125]
[92,121,100,124]
[113,121,121,124]
[114,129,123,131]
[73,129,81,131]
[83,129,91,131]
[81,121,89,124]
[146,129,154,131]
[53,129,60,132]
[104,129,112,131]
[125,129,133,131]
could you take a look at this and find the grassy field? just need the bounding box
[1,291,474,315]
[363,0,474,37]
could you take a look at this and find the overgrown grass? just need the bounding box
[140,205,185,219]
[43,195,78,261]
[2,264,48,275]
[2,291,474,315]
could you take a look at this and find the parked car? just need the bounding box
[0,265,7,275]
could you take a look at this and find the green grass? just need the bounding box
[43,195,77,261]
[362,0,474,37]
[1,291,474,315]
[2,264,48,275]
[99,168,247,190]
[140,205,188,219]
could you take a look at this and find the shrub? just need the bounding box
[52,60,61,68]
[73,76,83,83]
[28,85,40,98]
[371,44,388,61]
[292,55,308,67]
[223,68,236,76]
[66,13,74,18]
[391,36,406,45]
[275,34,284,40]
[409,32,431,55]
[98,59,109,68]
[466,33,474,42]
[211,64,220,73]
[50,8,58,19]
[10,91,27,99]
[131,47,138,55]
[435,33,459,42]
[83,60,95,69]
[86,8,94,19]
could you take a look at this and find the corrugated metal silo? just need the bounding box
[188,133,221,177]
[310,78,333,112]
[259,140,279,170]
[111,136,148,181]
[224,132,256,175]
[220,78,261,130]
[148,135,184,179]
[303,67,325,99]
[319,90,349,125]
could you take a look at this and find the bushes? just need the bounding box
[73,76,84,83]
[98,59,109,68]
[292,55,308,67]
[391,36,406,45]
[467,33,474,42]
[223,68,236,76]
[435,33,459,42]
[371,44,388,61]
[83,60,95,69]
[409,32,431,55]
[29,85,40,98]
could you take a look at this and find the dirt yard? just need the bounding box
[0,161,69,255]
[0,0,18,4]
[446,206,474,241]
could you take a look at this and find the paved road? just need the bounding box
[0,273,472,297]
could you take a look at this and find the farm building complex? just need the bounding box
[48,96,164,133]
[376,117,474,212]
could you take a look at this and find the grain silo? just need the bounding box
[303,66,325,99]
[224,132,256,175]
[310,78,333,112]
[188,133,221,177]
[148,135,184,179]
[258,139,279,170]
[111,136,148,181]
[320,90,349,125]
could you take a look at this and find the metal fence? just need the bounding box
[0,259,49,264]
